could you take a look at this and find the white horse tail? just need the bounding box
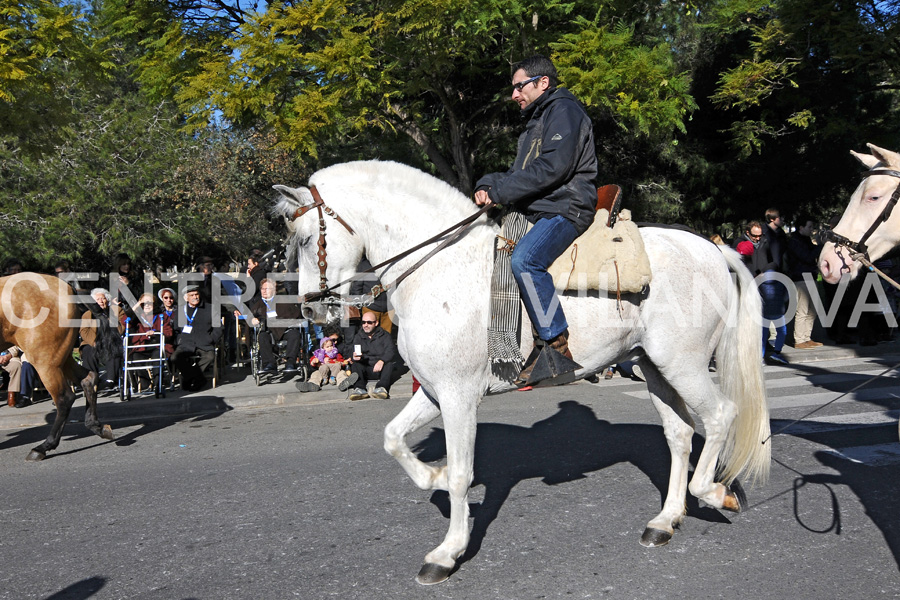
[715,247,771,486]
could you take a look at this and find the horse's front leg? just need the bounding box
[81,370,115,441]
[416,395,477,585]
[384,388,447,491]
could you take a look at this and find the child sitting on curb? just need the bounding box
[296,337,359,393]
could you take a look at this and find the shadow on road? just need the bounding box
[413,399,732,565]
[0,396,231,460]
[43,576,106,600]
[765,359,900,571]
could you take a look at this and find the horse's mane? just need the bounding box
[273,161,479,266]
[313,160,476,216]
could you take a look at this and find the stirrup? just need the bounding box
[523,345,582,387]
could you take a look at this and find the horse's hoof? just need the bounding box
[640,527,672,547]
[101,424,115,441]
[722,479,746,513]
[26,449,46,462]
[415,562,453,585]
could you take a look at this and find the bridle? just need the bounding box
[824,168,900,261]
[289,185,490,306]
[289,185,356,296]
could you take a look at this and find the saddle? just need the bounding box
[521,185,653,294]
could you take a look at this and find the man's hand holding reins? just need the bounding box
[474,189,494,208]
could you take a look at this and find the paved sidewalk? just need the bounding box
[2,339,899,432]
[0,364,418,432]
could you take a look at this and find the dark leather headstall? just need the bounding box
[824,168,900,259]
[291,185,355,295]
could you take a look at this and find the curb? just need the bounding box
[0,371,416,432]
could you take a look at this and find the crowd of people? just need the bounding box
[726,207,898,364]
[0,251,400,407]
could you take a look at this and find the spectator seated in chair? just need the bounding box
[172,285,222,392]
[239,278,302,376]
[121,292,173,390]
[79,288,124,391]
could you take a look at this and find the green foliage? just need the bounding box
[0,1,112,153]
[5,0,900,267]
[553,17,697,136]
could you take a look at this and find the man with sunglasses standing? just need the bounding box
[474,55,597,385]
[346,311,396,401]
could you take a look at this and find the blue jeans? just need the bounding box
[511,215,580,340]
[759,279,787,354]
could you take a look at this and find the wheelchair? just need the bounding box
[120,324,167,402]
[247,319,312,386]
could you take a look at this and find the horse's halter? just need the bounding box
[824,168,900,261]
[290,185,355,296]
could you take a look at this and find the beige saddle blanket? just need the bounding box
[520,209,652,293]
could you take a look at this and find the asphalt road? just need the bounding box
[2,353,900,599]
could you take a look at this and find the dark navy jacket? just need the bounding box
[476,87,598,235]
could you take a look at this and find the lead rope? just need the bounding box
[762,358,900,444]
[847,250,900,292]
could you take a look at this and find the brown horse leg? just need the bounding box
[26,378,76,461]
[80,369,114,441]
[26,360,113,461]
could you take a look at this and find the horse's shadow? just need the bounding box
[0,396,230,459]
[412,400,729,563]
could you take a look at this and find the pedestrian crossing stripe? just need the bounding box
[822,443,900,467]
[772,410,899,434]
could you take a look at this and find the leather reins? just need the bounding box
[291,185,491,304]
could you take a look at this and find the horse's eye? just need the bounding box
[299,236,311,247]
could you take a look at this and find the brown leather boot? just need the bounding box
[514,346,542,386]
[547,330,574,360]
[7,391,18,408]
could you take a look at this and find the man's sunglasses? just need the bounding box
[512,75,543,92]
[361,320,377,324]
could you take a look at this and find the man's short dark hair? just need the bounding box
[764,207,781,223]
[512,55,559,87]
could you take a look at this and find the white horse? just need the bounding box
[819,144,900,283]
[273,161,770,584]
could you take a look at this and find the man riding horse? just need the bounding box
[474,54,597,386]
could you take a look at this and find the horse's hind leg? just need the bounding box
[684,381,741,512]
[650,364,743,514]
[384,388,448,491]
[26,368,77,461]
[638,361,696,547]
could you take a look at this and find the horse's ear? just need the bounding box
[865,143,900,168]
[273,185,313,206]
[852,148,882,169]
